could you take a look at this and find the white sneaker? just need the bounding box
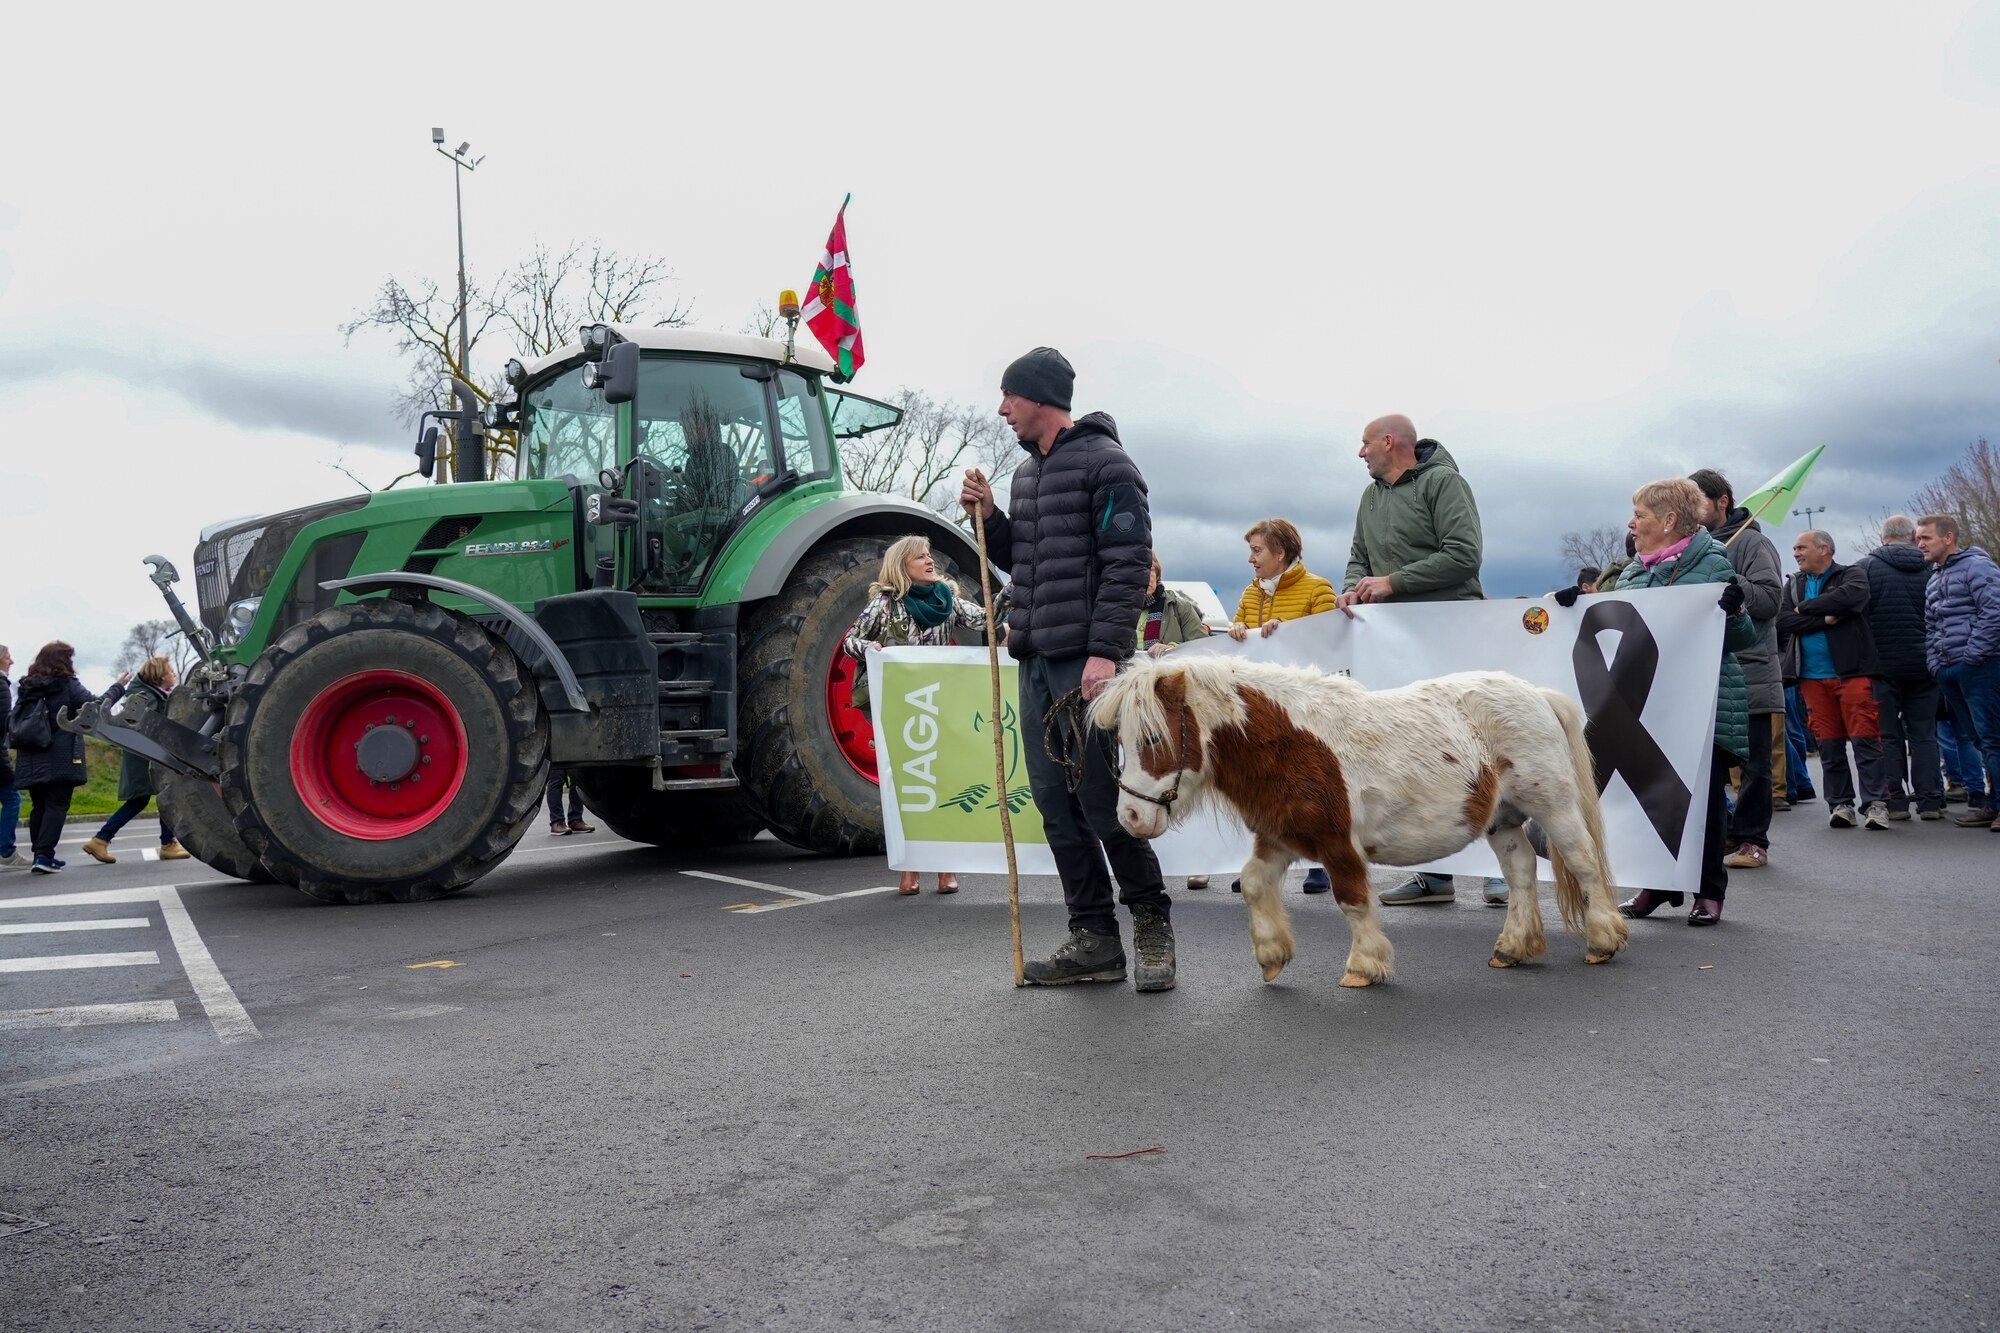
[1829,805,1859,828]
[1861,802,1891,831]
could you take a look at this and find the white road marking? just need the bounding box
[730,885,901,914]
[0,883,259,1045]
[142,849,159,861]
[682,870,825,900]
[384,1004,464,1022]
[0,1001,181,1031]
[0,918,151,935]
[0,951,159,973]
[154,885,259,1044]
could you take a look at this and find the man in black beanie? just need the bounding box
[960,348,1176,991]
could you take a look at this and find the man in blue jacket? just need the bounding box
[1915,514,2000,830]
[1859,515,1944,819]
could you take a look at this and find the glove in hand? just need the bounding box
[1553,585,1581,608]
[1718,581,1746,616]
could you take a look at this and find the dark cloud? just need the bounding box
[0,307,405,449]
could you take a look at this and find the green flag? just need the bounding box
[1739,445,1825,526]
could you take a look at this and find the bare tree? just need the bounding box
[836,391,1021,523]
[113,620,200,677]
[1908,437,1999,553]
[1557,525,1626,581]
[344,242,692,483]
[741,301,779,337]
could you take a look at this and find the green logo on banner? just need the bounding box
[879,660,1046,845]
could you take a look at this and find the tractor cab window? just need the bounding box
[521,366,618,482]
[632,357,782,589]
[774,369,834,480]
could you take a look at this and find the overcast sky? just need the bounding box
[3,1,1996,678]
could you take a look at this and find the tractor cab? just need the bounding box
[511,326,899,596]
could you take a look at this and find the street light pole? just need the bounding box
[432,128,486,481]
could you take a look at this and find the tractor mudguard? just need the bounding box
[530,590,661,765]
[319,572,591,713]
[735,494,984,603]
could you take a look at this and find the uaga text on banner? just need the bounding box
[867,586,1725,892]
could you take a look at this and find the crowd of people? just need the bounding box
[1,642,189,875]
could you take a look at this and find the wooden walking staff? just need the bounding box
[967,473,1026,985]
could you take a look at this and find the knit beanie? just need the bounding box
[1000,347,1074,411]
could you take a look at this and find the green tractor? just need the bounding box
[66,325,988,903]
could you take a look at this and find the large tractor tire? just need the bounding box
[570,769,764,848]
[218,600,549,905]
[736,536,977,855]
[151,687,273,884]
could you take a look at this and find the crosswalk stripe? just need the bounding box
[0,918,151,935]
[0,951,160,973]
[0,1001,181,1031]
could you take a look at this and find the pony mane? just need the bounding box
[1091,654,1363,742]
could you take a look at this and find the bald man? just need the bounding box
[1776,529,1888,828]
[1342,415,1490,906]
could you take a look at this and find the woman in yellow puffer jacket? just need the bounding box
[1231,518,1338,640]
[1227,518,1340,895]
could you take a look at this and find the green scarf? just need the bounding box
[903,579,955,629]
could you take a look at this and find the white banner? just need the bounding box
[869,586,1725,892]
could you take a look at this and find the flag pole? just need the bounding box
[968,478,1025,986]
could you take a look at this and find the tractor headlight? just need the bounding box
[220,597,261,646]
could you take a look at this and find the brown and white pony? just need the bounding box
[1090,656,1627,986]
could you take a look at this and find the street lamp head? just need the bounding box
[432,126,445,145]
[455,141,472,157]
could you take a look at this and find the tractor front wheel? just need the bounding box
[152,687,273,884]
[219,600,549,904]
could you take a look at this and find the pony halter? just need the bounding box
[1115,693,1194,811]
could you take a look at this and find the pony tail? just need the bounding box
[1540,687,1611,937]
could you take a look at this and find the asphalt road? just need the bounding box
[2,792,1995,1332]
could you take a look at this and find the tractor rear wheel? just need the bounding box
[736,536,977,855]
[219,600,549,904]
[570,770,764,847]
[152,687,273,884]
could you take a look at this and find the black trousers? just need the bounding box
[546,769,584,823]
[26,783,75,861]
[1701,746,1730,904]
[1874,674,1944,813]
[1017,654,1170,938]
[1727,713,1776,850]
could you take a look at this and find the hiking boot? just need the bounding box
[1301,867,1331,894]
[1022,928,1126,986]
[1380,874,1454,905]
[1919,808,1944,821]
[1481,877,1509,906]
[1723,843,1768,869]
[158,841,191,861]
[567,819,595,834]
[1862,803,1892,831]
[1953,808,1996,828]
[1130,909,1177,993]
[1185,875,1210,890]
[1886,807,1912,822]
[1828,805,1858,829]
[82,837,116,864]
[1772,797,1792,811]
[549,821,569,835]
[1944,783,1968,804]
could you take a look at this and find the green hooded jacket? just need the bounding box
[1343,441,1484,602]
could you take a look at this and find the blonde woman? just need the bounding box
[83,656,190,864]
[842,535,989,894]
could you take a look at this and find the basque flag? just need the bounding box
[803,195,864,379]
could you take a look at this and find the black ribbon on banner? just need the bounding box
[1572,600,1693,853]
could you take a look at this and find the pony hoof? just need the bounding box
[1489,951,1518,969]
[1339,971,1374,988]
[1261,962,1286,982]
[1585,949,1617,965]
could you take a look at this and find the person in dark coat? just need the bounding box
[1777,531,1889,828]
[10,642,112,874]
[0,644,24,869]
[1859,515,1944,819]
[959,346,1175,991]
[1690,470,1786,868]
[80,656,190,863]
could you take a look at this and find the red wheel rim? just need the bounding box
[824,650,878,784]
[290,669,469,839]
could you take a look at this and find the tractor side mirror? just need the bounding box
[600,341,640,405]
[415,425,439,479]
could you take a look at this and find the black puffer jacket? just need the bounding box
[1778,562,1880,680]
[10,674,94,788]
[1858,542,1931,678]
[0,674,13,787]
[979,412,1151,662]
